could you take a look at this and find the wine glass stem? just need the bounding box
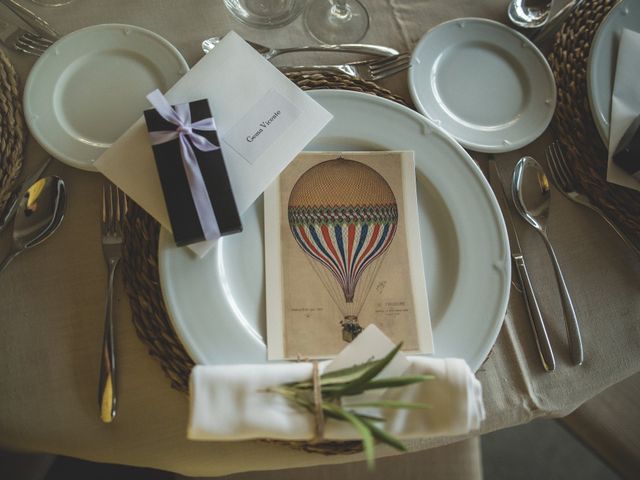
[332,1,351,19]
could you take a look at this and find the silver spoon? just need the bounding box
[512,156,583,366]
[201,36,398,58]
[0,176,66,275]
[508,0,552,29]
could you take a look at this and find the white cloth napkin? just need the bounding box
[607,28,640,191]
[188,356,484,442]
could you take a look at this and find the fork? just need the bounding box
[546,141,640,257]
[0,17,53,56]
[279,53,412,82]
[99,184,126,423]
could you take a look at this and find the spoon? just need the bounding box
[201,36,399,59]
[512,156,583,366]
[0,176,66,275]
[508,0,552,29]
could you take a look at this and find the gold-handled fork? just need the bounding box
[279,53,412,82]
[0,17,53,56]
[99,184,126,423]
[546,141,640,257]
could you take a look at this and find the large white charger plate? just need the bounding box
[158,90,511,372]
[409,18,556,153]
[24,24,189,171]
[587,0,640,145]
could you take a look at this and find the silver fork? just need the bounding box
[546,141,640,257]
[99,184,126,423]
[279,53,412,81]
[0,17,53,56]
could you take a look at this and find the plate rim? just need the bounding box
[23,23,189,172]
[159,89,511,372]
[408,17,557,153]
[586,0,638,145]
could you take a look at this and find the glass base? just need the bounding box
[223,0,304,29]
[304,0,370,44]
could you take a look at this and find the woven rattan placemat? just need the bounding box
[122,72,407,454]
[0,48,25,212]
[548,0,640,238]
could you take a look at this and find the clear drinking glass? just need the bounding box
[223,0,305,29]
[304,0,370,44]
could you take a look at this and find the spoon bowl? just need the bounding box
[512,156,583,365]
[0,176,66,275]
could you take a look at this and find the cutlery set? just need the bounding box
[487,147,626,371]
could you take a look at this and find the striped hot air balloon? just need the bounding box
[288,157,398,342]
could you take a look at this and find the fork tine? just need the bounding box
[22,31,53,48]
[549,142,573,189]
[369,52,411,70]
[370,60,411,80]
[545,144,564,190]
[13,40,45,56]
[102,185,107,229]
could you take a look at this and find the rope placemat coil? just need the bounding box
[0,48,25,212]
[122,71,406,454]
[548,0,640,239]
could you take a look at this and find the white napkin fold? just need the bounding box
[607,28,640,191]
[188,357,484,442]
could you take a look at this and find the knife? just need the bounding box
[0,157,52,233]
[0,0,60,40]
[489,160,556,372]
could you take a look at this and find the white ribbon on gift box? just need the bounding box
[146,89,222,242]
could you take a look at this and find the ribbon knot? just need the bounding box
[146,89,221,242]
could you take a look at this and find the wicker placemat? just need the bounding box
[122,71,407,454]
[0,48,25,212]
[548,0,640,238]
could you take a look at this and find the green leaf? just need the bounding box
[359,417,407,453]
[333,343,404,396]
[324,403,376,469]
[346,400,432,410]
[361,375,435,390]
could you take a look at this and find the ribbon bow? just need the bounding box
[147,89,221,242]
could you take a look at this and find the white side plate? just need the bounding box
[587,0,640,145]
[158,90,511,372]
[24,24,189,171]
[409,18,556,153]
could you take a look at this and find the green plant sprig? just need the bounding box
[267,343,433,469]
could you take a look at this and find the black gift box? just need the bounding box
[144,98,242,247]
[613,114,640,181]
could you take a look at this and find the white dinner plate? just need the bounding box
[587,0,640,145]
[409,18,556,153]
[24,24,189,171]
[158,90,511,372]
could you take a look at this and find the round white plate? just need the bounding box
[158,90,511,372]
[587,0,640,145]
[409,18,556,153]
[24,24,189,171]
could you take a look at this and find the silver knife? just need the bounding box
[489,160,556,372]
[0,157,52,233]
[0,0,60,40]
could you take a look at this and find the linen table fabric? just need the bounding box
[0,0,638,477]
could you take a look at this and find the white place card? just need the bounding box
[223,89,301,165]
[94,31,333,257]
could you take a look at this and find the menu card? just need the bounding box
[94,31,333,256]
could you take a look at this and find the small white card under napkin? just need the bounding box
[607,28,640,191]
[94,31,333,256]
[188,325,485,442]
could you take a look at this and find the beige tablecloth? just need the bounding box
[0,0,638,477]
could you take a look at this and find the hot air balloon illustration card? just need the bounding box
[265,151,433,360]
